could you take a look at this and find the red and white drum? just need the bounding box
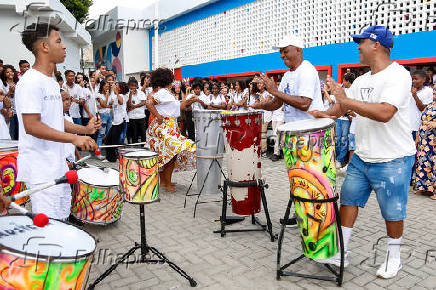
[0,214,96,289]
[221,110,263,215]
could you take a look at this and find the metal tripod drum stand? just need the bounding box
[184,155,227,218]
[214,179,277,242]
[276,195,344,286]
[185,110,226,217]
[89,203,197,289]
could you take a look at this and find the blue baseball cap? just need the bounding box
[350,26,394,49]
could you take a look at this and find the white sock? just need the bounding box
[341,226,353,252]
[387,237,402,260]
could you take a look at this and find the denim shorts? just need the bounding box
[348,133,355,151]
[340,154,414,221]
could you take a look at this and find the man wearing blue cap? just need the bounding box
[310,26,416,279]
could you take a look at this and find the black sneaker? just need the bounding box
[280,217,297,226]
[270,154,280,162]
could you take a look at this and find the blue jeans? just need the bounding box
[97,113,112,146]
[120,121,128,144]
[335,119,350,163]
[9,114,18,140]
[72,117,82,125]
[341,154,414,221]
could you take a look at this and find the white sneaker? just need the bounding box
[96,155,105,160]
[314,251,350,268]
[101,159,109,163]
[376,252,402,279]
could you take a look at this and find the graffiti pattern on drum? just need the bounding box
[0,252,92,289]
[283,127,338,260]
[120,157,159,203]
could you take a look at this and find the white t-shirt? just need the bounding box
[409,86,433,131]
[323,95,336,110]
[279,60,324,123]
[15,69,68,183]
[261,91,273,123]
[81,87,96,118]
[338,87,351,120]
[112,93,128,126]
[0,83,16,114]
[0,101,10,139]
[347,62,416,162]
[127,90,147,119]
[97,92,113,114]
[64,114,76,162]
[153,88,180,118]
[208,94,226,107]
[65,83,83,118]
[231,92,247,111]
[349,117,356,134]
[187,92,208,110]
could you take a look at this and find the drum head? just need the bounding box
[0,215,95,258]
[278,118,334,134]
[78,167,119,186]
[0,139,18,151]
[124,150,158,158]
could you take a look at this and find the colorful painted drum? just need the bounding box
[119,149,159,204]
[193,110,225,195]
[221,110,263,215]
[0,214,96,289]
[0,140,27,205]
[72,167,123,225]
[278,118,338,260]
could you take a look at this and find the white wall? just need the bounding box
[122,29,149,77]
[0,10,83,73]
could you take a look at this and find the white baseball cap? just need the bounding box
[272,34,305,50]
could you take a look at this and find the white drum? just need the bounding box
[72,167,123,225]
[0,214,96,289]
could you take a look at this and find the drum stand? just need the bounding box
[214,179,277,242]
[277,195,344,286]
[89,204,197,289]
[184,155,227,218]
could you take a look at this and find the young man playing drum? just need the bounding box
[16,23,101,220]
[310,26,416,279]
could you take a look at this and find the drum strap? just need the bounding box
[290,195,339,203]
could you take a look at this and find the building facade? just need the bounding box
[0,0,91,74]
[149,0,436,82]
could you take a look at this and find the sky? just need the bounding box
[88,0,158,20]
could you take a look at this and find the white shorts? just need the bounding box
[29,183,72,220]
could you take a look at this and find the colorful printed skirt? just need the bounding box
[147,117,196,172]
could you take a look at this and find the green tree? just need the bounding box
[60,0,93,23]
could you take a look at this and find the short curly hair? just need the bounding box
[21,23,59,55]
[151,68,174,89]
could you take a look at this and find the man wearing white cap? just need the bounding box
[251,33,324,160]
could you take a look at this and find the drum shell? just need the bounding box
[0,149,28,206]
[0,214,95,289]
[72,174,123,225]
[221,111,262,215]
[193,110,224,195]
[119,150,159,204]
[281,124,338,260]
